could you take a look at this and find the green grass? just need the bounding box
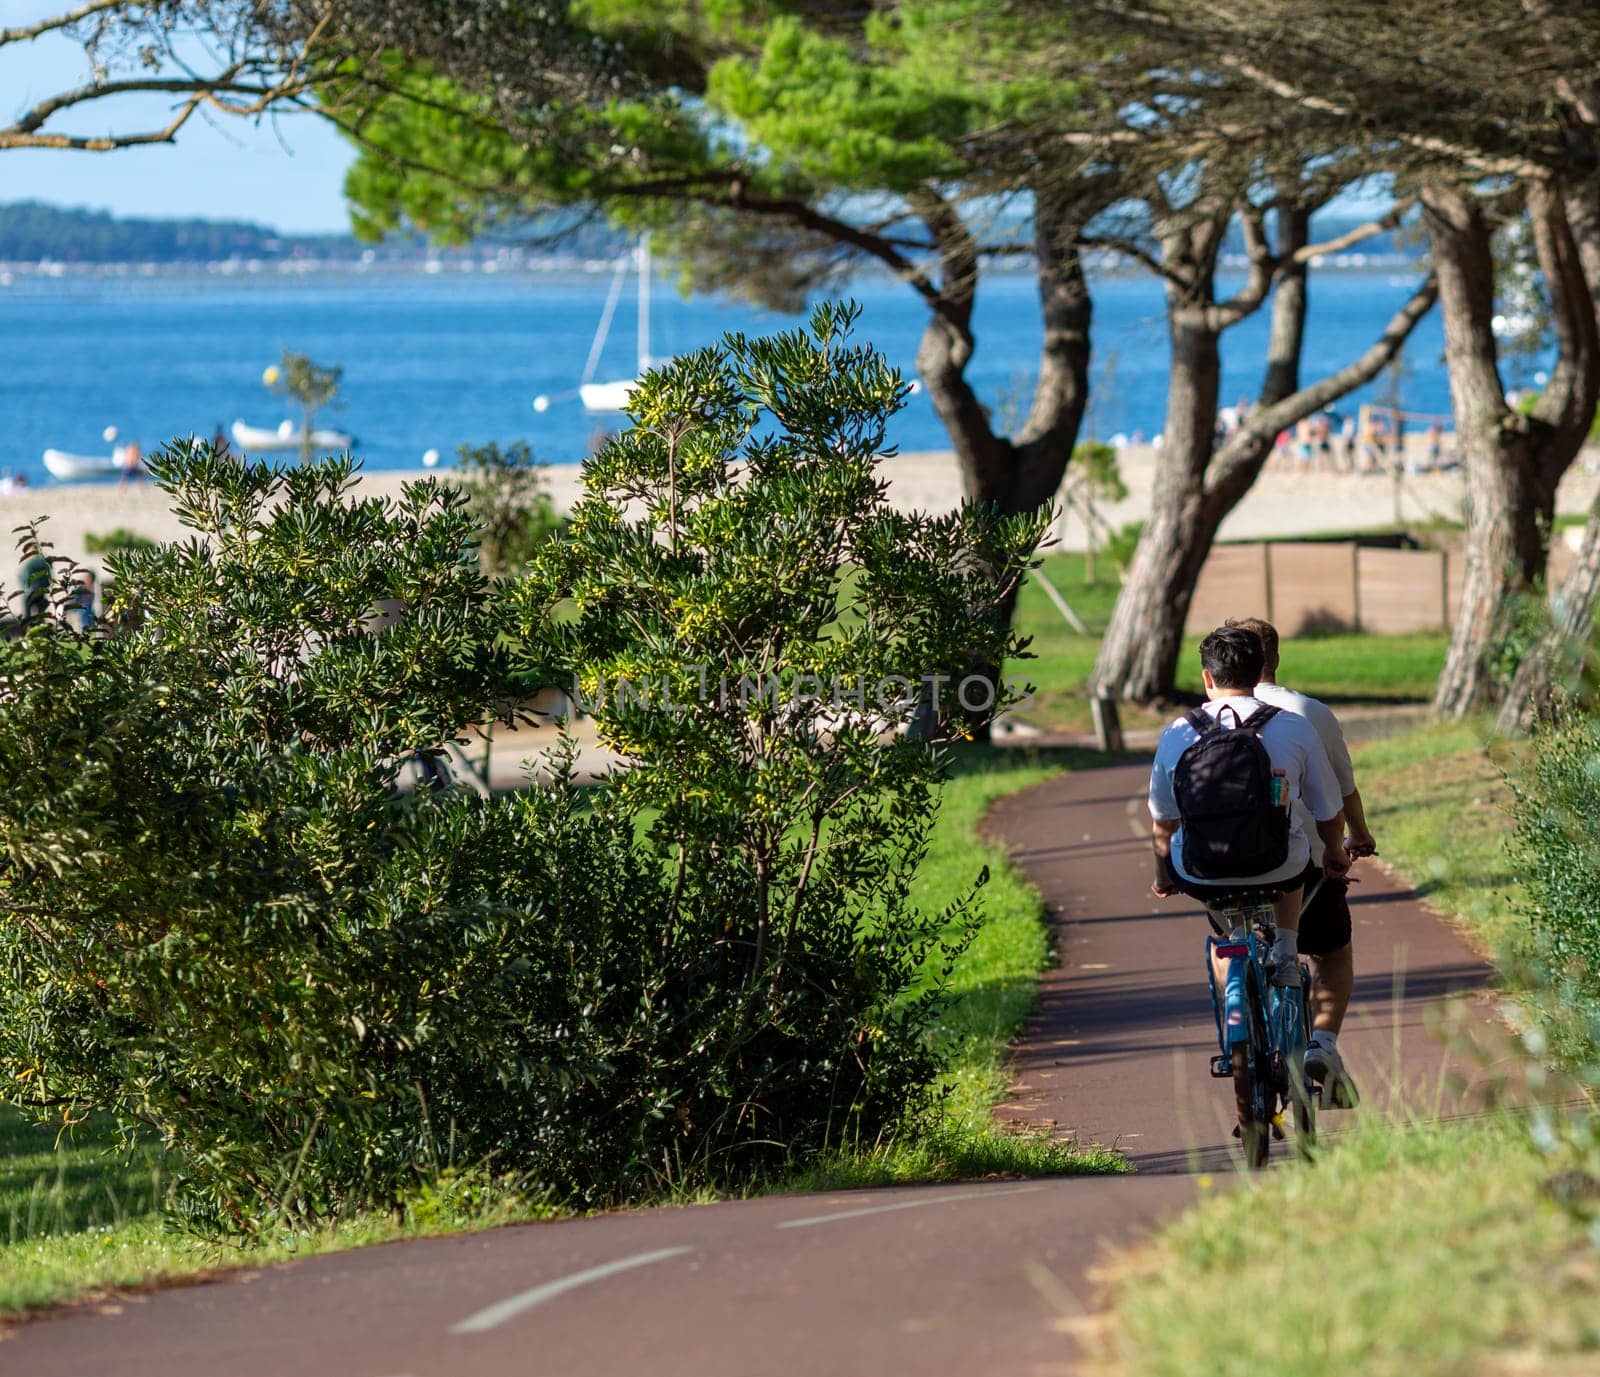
[1104,722,1599,1377]
[0,1123,557,1313]
[0,1111,164,1244]
[1352,717,1524,955]
[1013,552,1447,734]
[1105,1117,1599,1377]
[0,743,1121,1314]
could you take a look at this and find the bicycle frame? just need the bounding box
[1202,901,1316,1158]
[1203,908,1267,1049]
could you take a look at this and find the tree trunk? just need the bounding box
[1089,205,1437,703]
[912,185,1094,736]
[1497,495,1600,733]
[1493,177,1600,731]
[1429,181,1600,716]
[914,187,1091,517]
[1091,301,1221,701]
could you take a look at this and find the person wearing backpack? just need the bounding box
[1147,626,1352,991]
[1224,615,1373,1107]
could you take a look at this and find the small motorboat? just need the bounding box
[43,448,125,482]
[231,419,354,454]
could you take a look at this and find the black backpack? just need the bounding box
[1173,704,1290,879]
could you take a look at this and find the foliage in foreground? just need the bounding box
[1504,712,1600,1231]
[1511,712,1600,1013]
[508,300,1048,1184]
[1104,1119,1599,1377]
[0,747,1122,1314]
[0,307,1045,1238]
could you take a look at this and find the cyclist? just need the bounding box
[1148,627,1352,992]
[1225,615,1374,1107]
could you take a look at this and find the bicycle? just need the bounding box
[1200,889,1318,1168]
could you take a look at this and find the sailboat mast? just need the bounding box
[637,231,651,372]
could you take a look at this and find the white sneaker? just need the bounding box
[1304,1040,1360,1109]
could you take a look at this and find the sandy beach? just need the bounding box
[5,442,1599,577]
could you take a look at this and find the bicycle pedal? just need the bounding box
[1209,1054,1233,1078]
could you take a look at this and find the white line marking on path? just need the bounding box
[776,1183,1046,1230]
[450,1247,694,1334]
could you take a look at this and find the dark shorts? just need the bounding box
[1295,861,1352,956]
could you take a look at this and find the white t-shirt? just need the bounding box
[1254,681,1356,865]
[1148,695,1343,886]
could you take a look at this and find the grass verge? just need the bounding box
[0,744,1119,1314]
[1103,722,1598,1377]
[1013,552,1447,735]
[1103,1116,1598,1377]
[1352,716,1524,954]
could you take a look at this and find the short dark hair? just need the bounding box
[1224,616,1279,673]
[1199,626,1265,689]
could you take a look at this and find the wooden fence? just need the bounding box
[1186,541,1464,636]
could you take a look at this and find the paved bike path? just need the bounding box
[987,762,1499,1173]
[2,762,1497,1376]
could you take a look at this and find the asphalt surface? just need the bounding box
[3,762,1498,1376]
[987,763,1499,1173]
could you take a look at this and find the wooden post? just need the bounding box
[1091,695,1124,753]
[1352,546,1363,633]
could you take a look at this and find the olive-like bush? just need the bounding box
[0,307,1043,1234]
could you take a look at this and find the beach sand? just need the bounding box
[6,443,1599,577]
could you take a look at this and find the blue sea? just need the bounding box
[0,263,1497,486]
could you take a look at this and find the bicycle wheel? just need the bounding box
[1231,981,1272,1169]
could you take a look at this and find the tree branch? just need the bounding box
[1292,197,1418,263]
[1205,272,1439,505]
[725,184,943,309]
[1078,233,1192,288]
[10,71,257,135]
[1088,1,1550,181]
[1206,206,1275,329]
[0,0,130,48]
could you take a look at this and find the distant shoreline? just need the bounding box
[0,255,1426,285]
[9,445,1598,583]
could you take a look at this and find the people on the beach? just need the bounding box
[117,439,144,484]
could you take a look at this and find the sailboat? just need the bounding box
[579,234,652,413]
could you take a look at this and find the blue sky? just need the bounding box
[2,5,357,232]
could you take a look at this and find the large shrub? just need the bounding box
[1510,712,1600,1005]
[1506,713,1600,1238]
[0,309,1042,1235]
[510,302,1046,1161]
[0,452,536,1230]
